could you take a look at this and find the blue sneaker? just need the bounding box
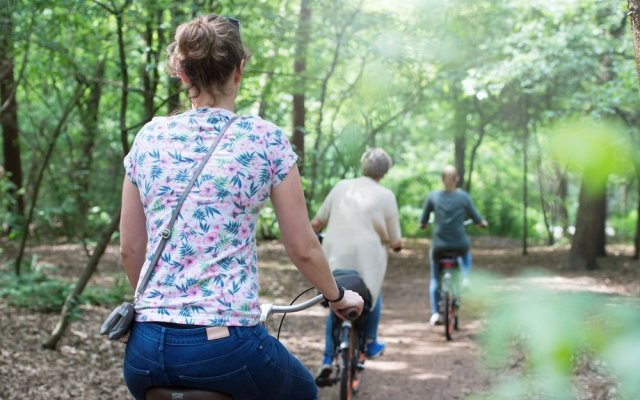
[315,357,333,387]
[365,341,385,359]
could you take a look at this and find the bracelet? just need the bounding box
[323,286,345,303]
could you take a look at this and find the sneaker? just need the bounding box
[462,277,470,289]
[365,341,385,359]
[429,312,442,326]
[315,363,332,387]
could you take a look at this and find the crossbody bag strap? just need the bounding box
[134,115,240,302]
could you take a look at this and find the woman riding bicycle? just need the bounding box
[419,165,487,326]
[119,14,363,400]
[310,148,402,381]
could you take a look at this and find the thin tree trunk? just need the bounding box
[594,186,607,257]
[556,167,569,235]
[522,102,529,255]
[465,123,488,194]
[0,4,24,222]
[307,3,362,205]
[628,0,640,260]
[635,183,640,259]
[13,85,85,275]
[534,133,554,246]
[628,0,640,80]
[75,60,105,244]
[453,98,468,189]
[167,7,183,114]
[292,0,311,175]
[43,210,121,350]
[115,6,131,155]
[44,0,133,348]
[142,9,164,123]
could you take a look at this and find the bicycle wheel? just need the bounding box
[453,297,460,331]
[351,334,366,394]
[339,326,355,400]
[443,290,454,341]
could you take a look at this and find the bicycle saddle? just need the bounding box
[146,388,232,400]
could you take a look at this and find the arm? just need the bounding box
[419,194,433,229]
[311,185,335,233]
[120,177,148,291]
[271,165,363,319]
[465,193,488,228]
[386,194,403,252]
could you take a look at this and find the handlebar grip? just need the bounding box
[343,307,360,320]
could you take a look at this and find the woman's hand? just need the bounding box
[329,290,364,321]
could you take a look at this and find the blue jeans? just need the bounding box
[124,322,318,400]
[322,295,382,361]
[429,250,471,314]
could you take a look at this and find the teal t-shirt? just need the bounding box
[420,189,483,253]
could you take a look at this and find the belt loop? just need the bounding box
[159,326,165,352]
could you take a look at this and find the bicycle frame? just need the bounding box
[437,253,462,341]
[333,309,367,400]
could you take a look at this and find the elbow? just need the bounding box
[120,242,145,265]
[285,243,315,266]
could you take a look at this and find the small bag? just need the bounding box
[100,116,239,342]
[99,301,135,340]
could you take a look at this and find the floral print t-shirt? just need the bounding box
[124,108,297,326]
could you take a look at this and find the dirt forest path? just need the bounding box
[0,237,638,399]
[274,239,492,400]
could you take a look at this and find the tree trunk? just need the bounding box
[628,0,640,260]
[0,4,25,221]
[534,133,554,246]
[292,0,311,175]
[522,121,529,255]
[635,183,640,259]
[167,5,183,114]
[556,167,570,235]
[75,60,105,242]
[628,1,640,80]
[13,86,85,274]
[464,123,488,193]
[570,175,606,270]
[142,9,164,122]
[595,187,607,257]
[453,98,468,189]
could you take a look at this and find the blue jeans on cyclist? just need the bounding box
[321,295,383,365]
[429,248,471,317]
[123,322,318,400]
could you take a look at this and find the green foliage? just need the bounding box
[548,117,633,194]
[83,277,132,305]
[466,271,640,400]
[0,270,132,313]
[609,211,637,241]
[0,174,19,235]
[1,0,638,247]
[0,271,72,313]
[466,273,640,400]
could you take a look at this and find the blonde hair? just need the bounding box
[167,15,251,103]
[361,148,392,180]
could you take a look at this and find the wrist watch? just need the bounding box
[323,286,345,303]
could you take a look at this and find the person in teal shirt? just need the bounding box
[420,165,487,325]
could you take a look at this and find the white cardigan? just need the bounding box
[314,177,402,308]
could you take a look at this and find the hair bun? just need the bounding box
[176,19,217,61]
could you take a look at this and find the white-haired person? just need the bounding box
[311,148,402,382]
